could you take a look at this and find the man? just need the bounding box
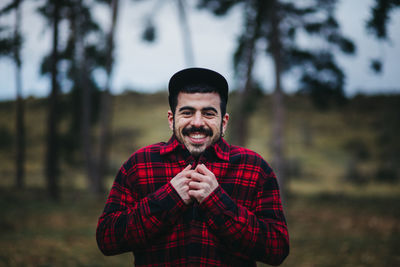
[96,68,289,266]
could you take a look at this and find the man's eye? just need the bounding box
[204,112,216,117]
[182,111,192,116]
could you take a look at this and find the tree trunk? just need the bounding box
[71,0,98,194]
[14,0,25,189]
[176,0,195,67]
[15,76,25,189]
[96,89,110,194]
[46,0,61,200]
[81,67,97,194]
[97,0,120,195]
[232,2,260,146]
[269,0,287,203]
[233,79,252,146]
[233,55,255,146]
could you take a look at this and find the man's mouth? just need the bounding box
[188,132,208,144]
[189,133,206,139]
[182,127,212,137]
[182,127,212,144]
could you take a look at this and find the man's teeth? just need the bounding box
[190,133,206,139]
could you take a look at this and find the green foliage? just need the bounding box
[199,0,356,109]
[142,21,156,42]
[0,0,20,15]
[297,52,347,109]
[366,0,400,73]
[0,36,13,56]
[366,0,400,40]
[196,0,241,16]
[370,58,383,73]
[0,1,23,59]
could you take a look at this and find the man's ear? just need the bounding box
[222,113,229,135]
[167,110,174,131]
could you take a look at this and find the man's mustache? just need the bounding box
[182,126,213,137]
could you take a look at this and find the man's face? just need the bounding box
[168,92,229,157]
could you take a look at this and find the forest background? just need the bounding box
[0,0,399,266]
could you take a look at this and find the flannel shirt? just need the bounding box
[96,135,289,266]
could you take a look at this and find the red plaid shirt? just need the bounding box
[96,136,289,266]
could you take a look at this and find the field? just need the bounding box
[0,92,399,266]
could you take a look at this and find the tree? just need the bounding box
[39,0,111,196]
[176,0,195,66]
[59,0,109,195]
[40,0,62,200]
[197,0,355,201]
[73,0,98,195]
[230,0,262,146]
[366,0,400,181]
[140,0,196,67]
[0,0,25,189]
[367,0,400,39]
[97,0,120,195]
[366,0,400,72]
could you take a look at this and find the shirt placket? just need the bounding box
[188,153,209,264]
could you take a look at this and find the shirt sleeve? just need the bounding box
[198,163,289,266]
[96,161,188,256]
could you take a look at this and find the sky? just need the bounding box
[0,0,399,100]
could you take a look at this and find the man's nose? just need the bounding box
[191,112,204,127]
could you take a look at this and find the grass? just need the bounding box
[0,189,133,267]
[0,189,398,266]
[0,92,399,266]
[281,193,400,267]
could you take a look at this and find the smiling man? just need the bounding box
[96,68,289,266]
[168,92,228,157]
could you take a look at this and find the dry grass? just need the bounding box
[0,189,398,266]
[0,92,399,266]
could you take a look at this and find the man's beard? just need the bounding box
[173,120,224,157]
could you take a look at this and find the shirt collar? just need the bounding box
[160,135,230,162]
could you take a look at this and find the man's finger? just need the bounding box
[188,181,202,190]
[188,189,202,199]
[190,171,205,182]
[195,164,212,176]
[183,164,192,171]
[180,164,193,176]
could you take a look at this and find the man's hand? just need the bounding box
[170,164,193,205]
[188,164,219,203]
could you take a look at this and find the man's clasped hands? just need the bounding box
[170,164,219,204]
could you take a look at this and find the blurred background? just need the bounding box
[0,0,399,266]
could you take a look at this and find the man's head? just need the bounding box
[168,68,229,116]
[167,68,229,156]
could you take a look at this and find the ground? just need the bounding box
[0,92,399,266]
